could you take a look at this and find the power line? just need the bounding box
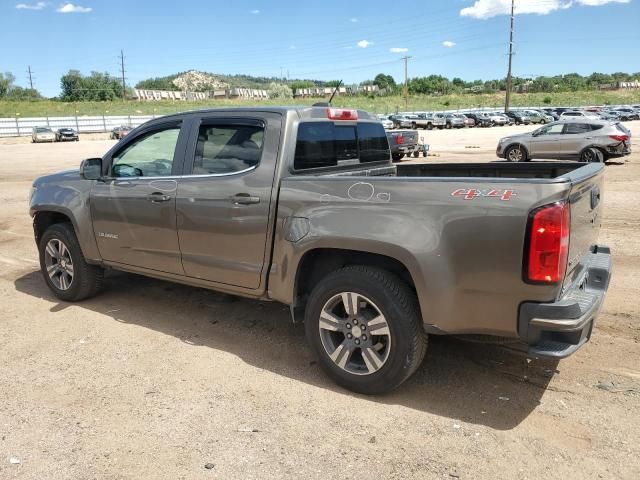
[504,0,515,112]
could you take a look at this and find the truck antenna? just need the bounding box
[328,80,343,105]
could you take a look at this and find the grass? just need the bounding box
[2,90,639,118]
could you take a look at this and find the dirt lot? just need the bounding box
[0,125,638,479]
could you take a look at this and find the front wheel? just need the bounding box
[505,145,526,162]
[39,223,104,302]
[305,266,427,394]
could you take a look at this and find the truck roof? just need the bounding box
[151,106,378,122]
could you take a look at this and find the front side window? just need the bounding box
[192,123,264,175]
[539,124,564,135]
[111,126,180,177]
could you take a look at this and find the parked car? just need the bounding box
[414,112,446,130]
[110,126,132,140]
[541,108,560,121]
[386,130,419,161]
[55,128,79,142]
[496,120,631,162]
[504,111,531,125]
[32,127,55,143]
[560,111,600,120]
[444,113,466,129]
[599,111,621,121]
[613,108,639,121]
[523,110,549,124]
[30,106,612,394]
[463,112,492,128]
[376,115,394,130]
[461,114,475,128]
[486,112,507,126]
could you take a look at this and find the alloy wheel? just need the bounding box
[318,292,391,376]
[44,238,74,290]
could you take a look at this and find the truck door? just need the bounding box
[90,120,187,275]
[175,113,281,290]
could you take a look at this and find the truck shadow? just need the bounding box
[15,269,559,431]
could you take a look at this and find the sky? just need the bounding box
[1,0,639,97]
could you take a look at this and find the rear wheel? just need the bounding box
[305,266,427,394]
[411,122,417,129]
[39,223,104,302]
[580,148,603,163]
[426,123,433,130]
[505,145,526,162]
[391,152,404,162]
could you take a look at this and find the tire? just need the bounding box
[38,223,104,302]
[304,266,427,394]
[580,147,603,163]
[505,144,526,162]
[391,152,404,162]
[446,123,451,129]
[426,123,433,130]
[411,122,417,130]
[413,151,419,158]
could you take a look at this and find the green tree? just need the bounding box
[268,82,293,99]
[0,72,16,98]
[373,73,396,91]
[290,80,316,91]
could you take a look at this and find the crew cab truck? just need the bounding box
[30,107,612,394]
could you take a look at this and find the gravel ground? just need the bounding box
[0,123,639,479]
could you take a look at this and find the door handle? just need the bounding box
[147,192,172,203]
[231,193,260,205]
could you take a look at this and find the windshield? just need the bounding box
[35,127,52,133]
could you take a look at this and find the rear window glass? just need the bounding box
[294,121,390,170]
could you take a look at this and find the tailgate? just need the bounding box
[564,164,605,283]
[387,130,418,146]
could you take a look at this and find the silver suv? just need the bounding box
[496,120,631,162]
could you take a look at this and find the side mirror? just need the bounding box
[80,157,103,180]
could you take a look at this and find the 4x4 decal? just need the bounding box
[451,188,516,201]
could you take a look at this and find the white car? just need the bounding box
[485,113,508,126]
[560,111,600,120]
[32,127,56,143]
[376,115,394,130]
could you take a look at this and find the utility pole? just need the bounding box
[27,66,34,90]
[504,0,515,112]
[119,49,126,101]
[401,55,412,111]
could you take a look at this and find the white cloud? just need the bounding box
[16,2,46,10]
[460,0,629,19]
[442,41,456,48]
[250,9,260,14]
[390,47,409,53]
[350,17,358,22]
[357,40,372,48]
[57,3,92,13]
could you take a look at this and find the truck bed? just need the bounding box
[396,161,583,180]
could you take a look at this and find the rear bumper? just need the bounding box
[518,245,612,358]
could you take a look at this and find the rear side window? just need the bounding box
[564,123,591,134]
[193,123,264,175]
[294,121,390,170]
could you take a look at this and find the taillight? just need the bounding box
[396,134,404,144]
[526,202,570,284]
[609,134,629,142]
[327,108,358,120]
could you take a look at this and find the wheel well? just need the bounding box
[580,145,607,160]
[294,248,415,305]
[33,211,72,245]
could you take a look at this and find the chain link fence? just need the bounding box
[0,115,156,137]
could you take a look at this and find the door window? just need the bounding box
[538,124,564,135]
[564,123,592,135]
[192,123,264,175]
[111,126,180,177]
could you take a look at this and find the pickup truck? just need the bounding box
[386,130,419,161]
[415,112,447,130]
[30,106,612,394]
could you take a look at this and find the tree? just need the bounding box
[290,80,316,92]
[60,70,123,101]
[5,87,42,100]
[325,80,342,88]
[373,73,396,91]
[268,82,293,99]
[0,72,16,98]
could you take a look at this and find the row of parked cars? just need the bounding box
[31,125,133,143]
[378,104,640,131]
